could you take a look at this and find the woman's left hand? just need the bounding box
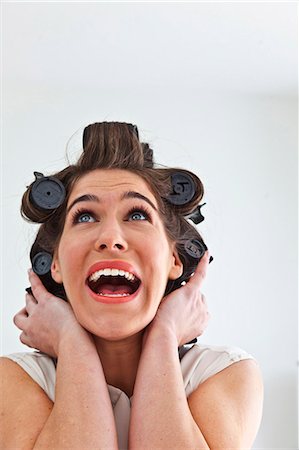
[13,270,89,358]
[147,251,211,347]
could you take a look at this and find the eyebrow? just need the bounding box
[67,191,158,213]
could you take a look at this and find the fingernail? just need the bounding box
[28,268,33,274]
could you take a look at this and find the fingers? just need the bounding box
[28,269,52,301]
[19,331,34,348]
[187,250,210,289]
[25,292,37,313]
[14,291,38,329]
[13,307,28,330]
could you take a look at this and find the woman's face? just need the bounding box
[51,169,183,340]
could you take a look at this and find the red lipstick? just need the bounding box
[86,260,142,305]
[87,260,140,280]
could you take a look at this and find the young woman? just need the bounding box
[1,122,263,449]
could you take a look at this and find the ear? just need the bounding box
[168,247,184,281]
[51,255,63,284]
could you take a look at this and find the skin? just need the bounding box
[18,169,208,397]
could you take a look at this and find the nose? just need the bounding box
[94,222,128,253]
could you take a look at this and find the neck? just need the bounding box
[93,331,144,398]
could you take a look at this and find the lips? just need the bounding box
[87,260,141,280]
[86,260,142,304]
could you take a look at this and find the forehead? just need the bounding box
[69,169,157,205]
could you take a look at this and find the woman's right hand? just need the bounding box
[144,251,211,348]
[13,270,93,358]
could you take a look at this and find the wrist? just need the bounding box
[57,326,96,357]
[144,319,179,348]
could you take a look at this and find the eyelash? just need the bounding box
[71,205,152,224]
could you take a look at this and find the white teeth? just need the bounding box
[89,268,137,283]
[98,293,130,297]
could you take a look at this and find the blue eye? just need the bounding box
[128,207,150,221]
[78,213,95,223]
[130,211,146,221]
[73,211,96,223]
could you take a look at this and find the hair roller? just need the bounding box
[161,169,204,215]
[185,203,206,224]
[21,172,66,223]
[21,184,53,223]
[31,251,52,275]
[29,238,67,300]
[127,124,139,140]
[80,122,144,169]
[167,172,196,205]
[142,143,154,168]
[30,172,66,210]
[165,237,212,297]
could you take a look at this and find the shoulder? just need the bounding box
[185,347,263,448]
[2,351,57,401]
[0,352,55,400]
[181,342,256,389]
[0,355,54,449]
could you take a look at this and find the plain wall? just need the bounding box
[2,2,298,448]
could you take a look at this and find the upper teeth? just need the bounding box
[89,268,136,283]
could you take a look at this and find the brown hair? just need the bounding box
[21,122,206,297]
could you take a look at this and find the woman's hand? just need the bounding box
[147,251,211,347]
[13,270,91,358]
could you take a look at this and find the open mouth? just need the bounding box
[87,268,141,298]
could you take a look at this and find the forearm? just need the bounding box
[129,325,209,450]
[33,332,118,450]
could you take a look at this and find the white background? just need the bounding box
[2,2,298,448]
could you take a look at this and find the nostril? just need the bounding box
[98,243,124,250]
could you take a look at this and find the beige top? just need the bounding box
[6,343,254,450]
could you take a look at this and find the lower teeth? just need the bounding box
[98,293,130,297]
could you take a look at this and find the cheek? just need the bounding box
[58,235,84,268]
[144,242,172,294]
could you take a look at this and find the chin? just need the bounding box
[82,319,143,341]
[92,329,143,342]
[75,300,159,341]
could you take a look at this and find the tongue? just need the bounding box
[98,283,132,295]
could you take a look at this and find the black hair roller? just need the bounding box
[184,238,213,267]
[126,123,140,140]
[31,252,52,275]
[167,172,196,206]
[142,143,154,168]
[30,172,66,211]
[183,239,213,346]
[132,124,139,139]
[184,239,206,260]
[26,251,53,298]
[186,203,206,224]
[28,250,67,300]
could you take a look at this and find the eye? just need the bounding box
[127,207,151,222]
[130,211,146,221]
[72,209,97,224]
[78,213,95,223]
